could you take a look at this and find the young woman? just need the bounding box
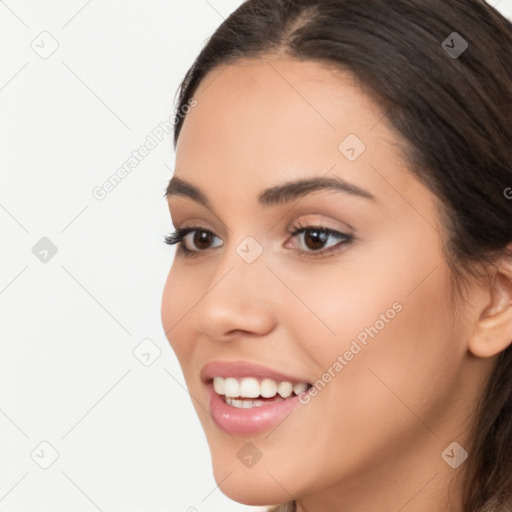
[161,1,512,510]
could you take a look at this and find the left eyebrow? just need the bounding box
[164,174,377,208]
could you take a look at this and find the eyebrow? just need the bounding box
[164,174,376,208]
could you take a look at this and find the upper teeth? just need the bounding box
[213,376,308,398]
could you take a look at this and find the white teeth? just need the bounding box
[260,378,277,398]
[223,377,240,398]
[212,376,309,400]
[293,382,308,394]
[213,376,224,395]
[277,381,293,398]
[225,397,275,408]
[239,377,260,398]
[226,398,243,408]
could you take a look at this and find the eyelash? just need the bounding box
[163,220,354,260]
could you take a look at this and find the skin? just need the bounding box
[161,57,512,512]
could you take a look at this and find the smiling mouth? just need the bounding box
[212,376,312,409]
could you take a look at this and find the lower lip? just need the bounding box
[206,384,304,436]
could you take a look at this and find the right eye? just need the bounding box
[163,227,224,258]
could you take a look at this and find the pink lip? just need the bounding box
[201,360,311,436]
[200,359,310,384]
[206,383,304,436]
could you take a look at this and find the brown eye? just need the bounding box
[192,231,215,250]
[163,227,223,257]
[286,225,354,259]
[302,229,329,250]
[181,229,223,253]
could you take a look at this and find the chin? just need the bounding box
[212,464,289,506]
[206,441,302,507]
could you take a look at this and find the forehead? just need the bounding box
[173,57,410,207]
[177,57,387,148]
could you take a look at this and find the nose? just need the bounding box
[192,246,277,342]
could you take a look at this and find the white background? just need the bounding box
[1,1,511,511]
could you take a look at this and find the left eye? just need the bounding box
[163,225,354,259]
[286,226,353,256]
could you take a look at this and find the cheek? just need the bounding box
[304,233,459,407]
[313,259,459,477]
[230,250,458,499]
[290,205,457,380]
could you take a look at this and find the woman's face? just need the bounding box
[161,58,487,508]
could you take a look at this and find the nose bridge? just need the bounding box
[192,232,277,339]
[212,232,271,304]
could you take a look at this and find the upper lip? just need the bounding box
[201,360,311,384]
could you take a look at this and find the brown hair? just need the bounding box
[170,1,512,510]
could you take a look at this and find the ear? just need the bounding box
[469,249,512,358]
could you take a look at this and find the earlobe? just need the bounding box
[469,307,512,358]
[468,260,512,358]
